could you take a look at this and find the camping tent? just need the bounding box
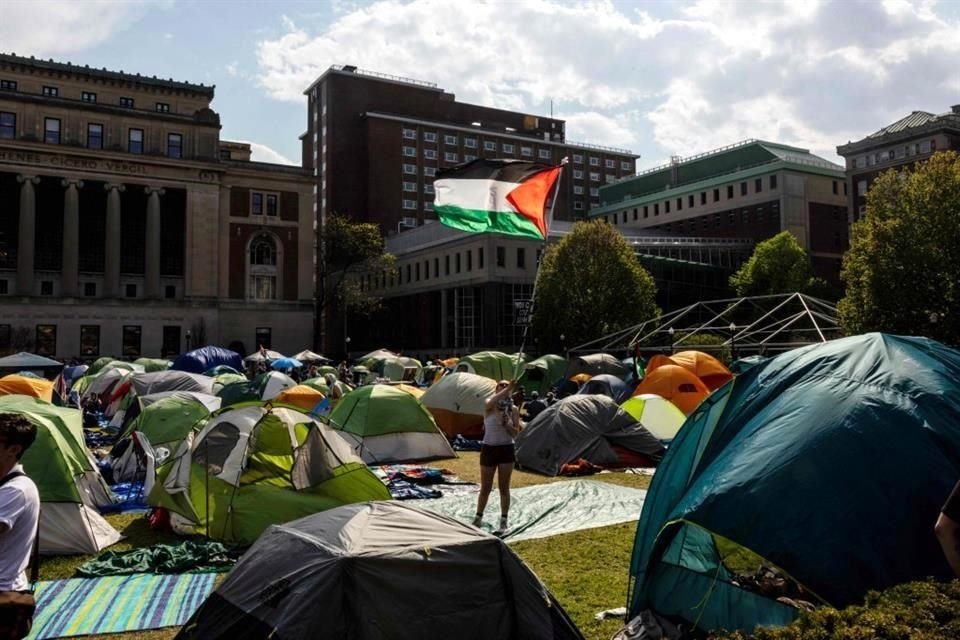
[177,501,584,640]
[243,349,285,364]
[420,372,496,438]
[381,356,423,382]
[650,351,733,391]
[132,370,215,397]
[576,373,632,403]
[328,385,456,463]
[275,385,325,411]
[729,354,767,374]
[172,346,243,375]
[0,374,55,402]
[520,354,567,396]
[1,396,121,554]
[456,351,525,381]
[628,333,960,633]
[292,350,330,363]
[564,353,628,379]
[0,352,62,371]
[133,358,171,373]
[217,371,296,407]
[515,395,665,475]
[149,403,390,544]
[620,394,687,442]
[632,364,709,416]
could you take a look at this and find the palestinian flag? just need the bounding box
[434,159,561,240]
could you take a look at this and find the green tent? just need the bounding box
[134,357,172,372]
[629,334,960,633]
[456,351,526,381]
[729,355,767,374]
[519,354,567,396]
[205,365,242,377]
[87,356,117,376]
[149,403,391,544]
[0,395,122,554]
[217,371,295,407]
[120,392,219,448]
[328,385,455,463]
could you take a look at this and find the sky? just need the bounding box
[3,0,959,168]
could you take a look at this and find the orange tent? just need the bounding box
[569,373,592,385]
[274,385,324,411]
[0,375,54,402]
[646,351,733,392]
[633,364,709,416]
[394,384,425,399]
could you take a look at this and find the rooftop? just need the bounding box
[838,105,960,154]
[0,52,215,97]
[305,64,443,96]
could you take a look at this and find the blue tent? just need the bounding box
[628,333,960,633]
[576,374,632,403]
[171,346,243,375]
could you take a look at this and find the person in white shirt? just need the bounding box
[473,380,520,533]
[0,413,40,640]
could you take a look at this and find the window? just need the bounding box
[857,179,868,196]
[496,246,505,267]
[44,117,60,144]
[444,134,458,145]
[128,128,144,154]
[119,325,142,357]
[0,282,7,295]
[770,174,778,189]
[502,143,514,153]
[622,211,627,223]
[464,138,477,148]
[266,194,278,216]
[688,195,694,208]
[167,133,183,158]
[574,201,584,210]
[81,91,96,103]
[832,180,838,195]
[755,178,762,193]
[464,154,476,162]
[480,140,495,151]
[444,152,458,162]
[403,163,417,175]
[252,192,263,215]
[119,96,135,108]
[539,149,552,160]
[156,102,170,113]
[727,185,734,199]
[35,325,56,357]
[920,140,931,154]
[605,159,615,168]
[403,181,417,192]
[434,258,439,277]
[165,285,176,299]
[126,283,137,298]
[42,86,58,97]
[633,208,638,221]
[676,198,682,211]
[403,128,416,139]
[83,282,96,296]
[589,187,599,197]
[0,80,16,90]
[590,172,600,181]
[424,201,434,212]
[405,265,411,282]
[0,112,14,139]
[654,203,659,216]
[466,250,472,271]
[403,146,416,157]
[521,146,532,157]
[424,149,437,159]
[161,326,180,357]
[713,188,720,202]
[416,262,421,281]
[517,248,526,269]
[621,161,632,171]
[740,182,748,196]
[424,184,434,194]
[445,255,450,275]
[698,192,705,205]
[80,325,100,357]
[423,132,437,142]
[249,235,278,300]
[455,253,461,273]
[589,157,599,166]
[714,213,721,227]
[478,247,484,269]
[606,174,616,183]
[665,200,671,213]
[87,123,103,149]
[643,205,649,218]
[40,281,53,296]
[573,154,583,164]
[402,199,417,210]
[843,182,848,195]
[220,149,231,160]
[888,149,895,161]
[423,167,437,177]
[573,186,584,195]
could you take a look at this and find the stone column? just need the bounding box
[16,175,39,296]
[144,186,165,298]
[61,179,84,297]
[104,183,125,297]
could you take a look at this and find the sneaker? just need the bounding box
[498,515,508,532]
[472,514,483,528]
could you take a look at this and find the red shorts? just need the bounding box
[480,444,515,466]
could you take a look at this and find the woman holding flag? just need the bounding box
[473,379,520,533]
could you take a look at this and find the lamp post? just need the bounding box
[185,329,192,353]
[729,322,737,361]
[345,336,351,359]
[559,334,566,358]
[668,326,675,355]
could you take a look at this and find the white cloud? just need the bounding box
[1,1,160,55]
[225,62,240,77]
[246,142,297,166]
[256,0,960,166]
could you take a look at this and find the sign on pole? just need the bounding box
[514,299,533,326]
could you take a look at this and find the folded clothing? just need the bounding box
[75,540,245,577]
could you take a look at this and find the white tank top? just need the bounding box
[482,403,515,446]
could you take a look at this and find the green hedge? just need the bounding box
[711,579,960,640]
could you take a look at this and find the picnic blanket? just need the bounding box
[75,540,243,578]
[100,481,150,514]
[27,573,217,639]
[421,479,647,542]
[371,464,479,500]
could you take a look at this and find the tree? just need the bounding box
[531,220,659,353]
[317,214,395,348]
[838,151,960,346]
[729,230,828,297]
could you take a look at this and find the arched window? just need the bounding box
[248,234,279,300]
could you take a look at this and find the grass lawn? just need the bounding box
[40,452,651,640]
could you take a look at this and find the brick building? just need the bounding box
[0,53,314,358]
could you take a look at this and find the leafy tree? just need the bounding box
[729,230,827,297]
[531,220,659,352]
[838,151,960,345]
[317,214,395,347]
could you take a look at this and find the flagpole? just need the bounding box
[511,158,567,384]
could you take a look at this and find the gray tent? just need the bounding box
[176,501,584,640]
[0,352,62,370]
[131,370,214,396]
[564,353,627,379]
[515,395,665,476]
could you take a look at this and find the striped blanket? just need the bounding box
[27,572,217,639]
